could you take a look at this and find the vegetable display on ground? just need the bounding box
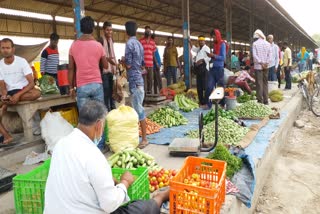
[148,107,188,127]
[236,91,256,103]
[107,148,161,171]
[203,108,237,125]
[139,118,162,136]
[207,144,243,178]
[269,90,284,102]
[234,100,273,118]
[186,116,249,146]
[174,94,199,112]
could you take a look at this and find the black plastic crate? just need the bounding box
[0,167,16,193]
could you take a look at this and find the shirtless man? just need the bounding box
[0,38,41,144]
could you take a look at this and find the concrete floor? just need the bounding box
[0,85,301,214]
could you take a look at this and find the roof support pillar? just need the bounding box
[52,16,57,33]
[225,0,232,68]
[249,0,254,57]
[73,0,85,39]
[182,0,190,88]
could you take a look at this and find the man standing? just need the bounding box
[151,34,162,94]
[0,38,41,144]
[44,100,169,214]
[125,21,148,149]
[68,16,108,110]
[100,21,117,111]
[163,36,181,86]
[206,29,226,109]
[267,35,279,81]
[190,36,211,106]
[282,42,292,90]
[139,26,157,94]
[252,29,272,104]
[40,33,60,80]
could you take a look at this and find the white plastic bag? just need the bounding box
[40,111,74,152]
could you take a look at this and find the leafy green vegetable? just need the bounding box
[207,144,243,178]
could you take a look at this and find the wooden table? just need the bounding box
[7,94,76,141]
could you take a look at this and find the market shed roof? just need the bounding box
[0,0,317,48]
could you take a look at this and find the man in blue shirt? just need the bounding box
[124,21,148,149]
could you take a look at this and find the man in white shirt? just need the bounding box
[308,50,314,71]
[267,35,279,81]
[0,38,41,144]
[190,35,211,106]
[45,100,169,214]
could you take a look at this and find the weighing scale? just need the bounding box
[168,87,224,156]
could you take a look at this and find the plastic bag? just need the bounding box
[107,105,139,152]
[40,111,74,152]
[39,74,60,94]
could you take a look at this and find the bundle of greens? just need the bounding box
[207,144,243,178]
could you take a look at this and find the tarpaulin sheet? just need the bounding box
[147,108,209,145]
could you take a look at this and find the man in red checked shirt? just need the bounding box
[235,66,255,94]
[139,26,158,95]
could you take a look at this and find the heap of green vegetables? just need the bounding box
[108,148,161,171]
[148,107,188,127]
[234,100,273,118]
[203,108,237,125]
[237,91,256,103]
[174,94,199,112]
[187,116,249,146]
[207,144,243,178]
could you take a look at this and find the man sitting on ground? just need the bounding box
[44,100,169,214]
[0,38,41,144]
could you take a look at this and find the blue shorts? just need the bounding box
[131,86,145,121]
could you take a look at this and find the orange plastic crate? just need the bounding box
[169,157,226,214]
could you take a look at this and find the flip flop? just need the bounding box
[137,142,149,149]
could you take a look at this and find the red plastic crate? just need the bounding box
[169,157,227,214]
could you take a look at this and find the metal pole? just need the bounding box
[182,0,190,89]
[73,0,85,39]
[225,0,232,68]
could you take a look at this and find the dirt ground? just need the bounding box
[255,109,320,214]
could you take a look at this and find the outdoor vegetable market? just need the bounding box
[1,0,320,214]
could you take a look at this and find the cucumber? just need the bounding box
[126,162,132,169]
[109,155,120,166]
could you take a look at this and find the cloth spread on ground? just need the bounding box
[146,108,209,145]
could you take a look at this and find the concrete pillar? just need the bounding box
[52,16,57,33]
[249,0,254,58]
[182,0,191,88]
[73,0,85,39]
[225,0,232,68]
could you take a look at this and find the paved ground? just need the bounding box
[0,85,300,213]
[254,109,320,214]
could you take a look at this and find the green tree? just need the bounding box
[312,34,320,46]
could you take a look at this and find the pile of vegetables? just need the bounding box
[207,144,243,178]
[187,116,249,146]
[269,90,284,102]
[186,88,198,102]
[236,91,256,103]
[139,118,162,136]
[174,94,199,112]
[108,148,161,171]
[234,100,273,119]
[203,108,237,125]
[168,81,187,94]
[148,107,188,127]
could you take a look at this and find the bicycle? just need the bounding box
[310,73,320,116]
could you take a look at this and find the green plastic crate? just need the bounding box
[112,167,150,201]
[13,159,51,214]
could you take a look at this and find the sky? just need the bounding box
[277,0,320,36]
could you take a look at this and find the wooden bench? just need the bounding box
[7,94,76,141]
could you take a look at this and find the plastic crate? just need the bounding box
[169,157,226,214]
[13,160,50,214]
[112,167,150,201]
[0,167,16,193]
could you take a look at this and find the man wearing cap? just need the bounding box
[190,36,211,106]
[252,29,272,105]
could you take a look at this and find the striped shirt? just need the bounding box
[40,47,59,74]
[139,37,156,67]
[252,38,272,70]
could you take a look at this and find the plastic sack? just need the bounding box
[39,74,60,94]
[40,111,74,152]
[107,105,139,152]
